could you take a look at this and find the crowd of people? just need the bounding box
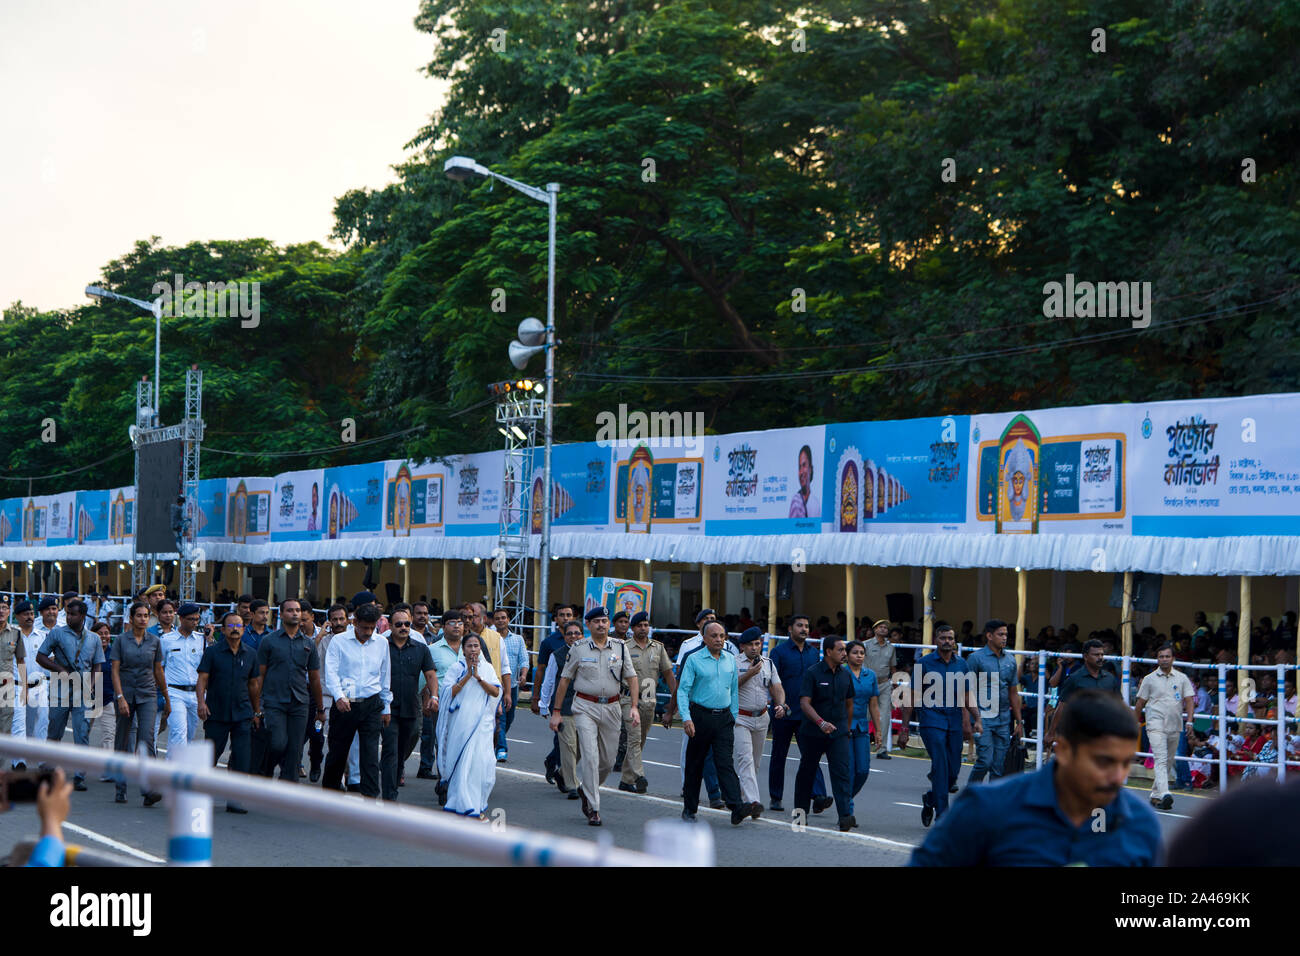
[2,583,1297,862]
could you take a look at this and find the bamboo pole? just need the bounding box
[1238,576,1252,717]
[1016,569,1028,653]
[404,559,412,604]
[702,564,711,611]
[442,558,450,614]
[767,564,777,636]
[1121,571,1134,657]
[923,568,934,647]
[844,565,855,643]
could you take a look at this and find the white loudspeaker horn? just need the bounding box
[509,339,545,369]
[516,316,545,347]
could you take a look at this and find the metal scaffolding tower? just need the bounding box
[130,368,205,601]
[493,391,545,630]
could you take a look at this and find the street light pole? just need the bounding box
[538,182,558,635]
[86,286,163,425]
[443,157,561,638]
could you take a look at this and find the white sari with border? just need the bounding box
[436,656,500,816]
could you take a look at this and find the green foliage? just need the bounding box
[5,0,1299,496]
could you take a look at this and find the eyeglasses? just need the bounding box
[393,622,411,629]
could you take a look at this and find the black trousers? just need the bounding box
[794,730,853,819]
[381,715,418,800]
[682,704,742,814]
[263,704,308,782]
[305,713,324,771]
[250,719,272,775]
[206,718,252,774]
[323,696,382,797]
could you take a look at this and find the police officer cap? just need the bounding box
[694,607,716,624]
[611,609,629,623]
[630,611,650,626]
[351,590,378,607]
[37,596,57,611]
[737,626,763,645]
[584,606,609,622]
[178,602,201,617]
[14,600,32,615]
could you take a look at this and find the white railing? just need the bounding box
[0,736,709,867]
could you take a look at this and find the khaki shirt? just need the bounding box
[737,655,781,713]
[626,638,673,704]
[1137,667,1195,731]
[862,639,896,689]
[0,622,23,678]
[561,637,635,702]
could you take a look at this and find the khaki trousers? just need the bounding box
[558,713,580,792]
[620,699,655,785]
[1149,724,1179,801]
[572,697,621,812]
[733,713,769,805]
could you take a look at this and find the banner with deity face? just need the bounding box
[21,496,49,546]
[445,450,506,537]
[704,427,826,534]
[383,458,446,537]
[523,442,613,535]
[970,406,1128,535]
[74,490,110,546]
[226,477,273,543]
[320,463,384,540]
[583,576,653,623]
[271,469,325,541]
[611,441,704,534]
[823,416,969,534]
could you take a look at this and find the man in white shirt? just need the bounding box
[322,604,391,798]
[160,603,207,759]
[1135,644,1196,810]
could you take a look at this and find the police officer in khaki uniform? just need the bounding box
[548,607,638,826]
[0,596,25,735]
[618,611,676,793]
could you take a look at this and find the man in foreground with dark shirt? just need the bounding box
[910,689,1161,865]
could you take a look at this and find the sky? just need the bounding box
[0,0,445,312]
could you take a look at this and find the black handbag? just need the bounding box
[1003,737,1028,775]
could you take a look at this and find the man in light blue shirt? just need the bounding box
[159,603,207,759]
[964,618,1023,786]
[36,599,102,791]
[677,621,746,825]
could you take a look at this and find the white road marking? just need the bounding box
[497,767,916,851]
[63,822,165,864]
[895,801,925,809]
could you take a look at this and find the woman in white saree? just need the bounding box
[435,634,501,817]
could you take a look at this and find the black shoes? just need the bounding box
[730,806,747,826]
[634,776,648,794]
[921,791,934,828]
[949,784,959,793]
[618,782,637,792]
[567,790,580,800]
[838,815,857,832]
[769,799,784,811]
[416,768,437,780]
[681,809,697,822]
[544,764,556,785]
[143,791,163,807]
[73,779,87,792]
[114,793,127,804]
[876,751,892,760]
[226,804,248,814]
[749,802,763,820]
[709,798,726,810]
[310,766,322,783]
[812,796,834,814]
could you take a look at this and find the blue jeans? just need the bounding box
[920,724,963,818]
[847,730,871,815]
[46,705,90,782]
[969,717,1010,785]
[768,717,825,801]
[495,687,519,753]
